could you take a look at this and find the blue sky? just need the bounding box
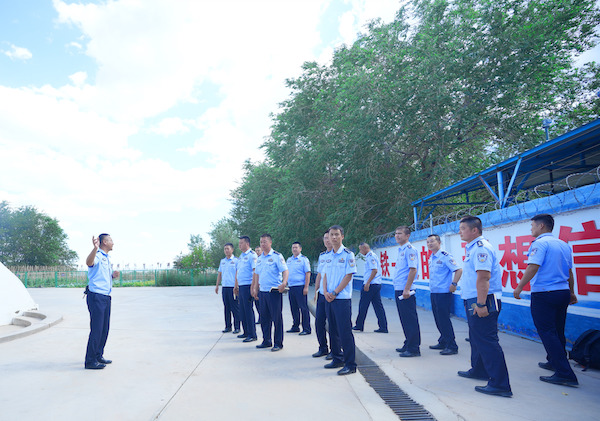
[0,0,404,268]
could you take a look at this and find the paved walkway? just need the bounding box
[0,286,598,421]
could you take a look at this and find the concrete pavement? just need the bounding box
[0,286,598,421]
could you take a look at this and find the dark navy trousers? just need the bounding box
[431,292,457,351]
[259,290,284,347]
[85,291,111,365]
[355,283,387,330]
[238,285,257,339]
[315,293,329,353]
[394,291,421,353]
[289,285,311,332]
[465,299,511,391]
[222,286,240,330]
[326,298,356,369]
[531,289,577,380]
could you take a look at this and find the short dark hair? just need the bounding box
[292,241,302,247]
[531,214,554,231]
[99,233,110,245]
[427,234,441,242]
[323,230,330,236]
[260,233,272,241]
[238,236,250,244]
[359,242,369,247]
[460,215,483,234]
[395,226,410,235]
[224,243,234,249]
[328,225,344,235]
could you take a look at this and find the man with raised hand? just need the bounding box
[323,225,357,375]
[353,242,388,333]
[286,242,312,335]
[393,226,421,357]
[215,243,240,334]
[234,236,258,343]
[312,231,333,358]
[457,215,511,397]
[426,234,461,355]
[84,233,119,370]
[252,234,289,352]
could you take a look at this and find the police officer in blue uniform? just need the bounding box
[323,225,357,375]
[393,226,421,357]
[286,242,312,335]
[252,234,289,351]
[427,234,462,355]
[312,231,333,358]
[353,242,388,333]
[234,236,258,343]
[84,234,119,370]
[215,243,240,334]
[458,215,512,397]
[514,213,578,387]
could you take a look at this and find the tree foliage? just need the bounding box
[206,217,239,267]
[0,201,78,267]
[173,235,210,269]
[230,0,600,259]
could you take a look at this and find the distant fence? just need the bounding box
[12,268,219,288]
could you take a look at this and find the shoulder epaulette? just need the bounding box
[344,247,352,253]
[441,251,449,256]
[320,251,326,256]
[273,250,281,255]
[407,244,413,249]
[477,240,484,247]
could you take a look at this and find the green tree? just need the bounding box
[207,218,239,267]
[173,234,210,269]
[0,201,78,267]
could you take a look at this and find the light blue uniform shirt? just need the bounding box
[460,236,503,300]
[87,249,112,295]
[526,233,572,292]
[256,249,288,292]
[286,253,311,287]
[324,245,357,300]
[363,250,382,285]
[236,249,257,286]
[393,242,419,291]
[218,256,238,287]
[317,250,331,295]
[429,249,460,293]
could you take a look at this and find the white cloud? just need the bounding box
[3,44,33,60]
[69,71,88,86]
[149,117,190,136]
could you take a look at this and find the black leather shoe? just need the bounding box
[440,348,458,356]
[256,342,272,349]
[352,326,363,331]
[540,374,578,387]
[429,343,445,350]
[85,361,106,370]
[232,329,240,334]
[399,350,421,358]
[374,328,388,333]
[458,370,489,381]
[538,361,555,371]
[395,347,406,353]
[286,328,300,333]
[97,357,112,364]
[237,333,248,338]
[325,353,333,360]
[243,336,257,343]
[312,350,328,358]
[271,346,283,352]
[298,331,311,336]
[474,385,513,397]
[222,328,232,333]
[337,366,357,375]
[324,361,345,369]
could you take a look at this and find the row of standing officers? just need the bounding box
[214,214,579,395]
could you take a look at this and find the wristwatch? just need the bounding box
[451,282,458,286]
[332,291,338,297]
[476,302,486,308]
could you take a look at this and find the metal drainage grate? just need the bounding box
[356,348,436,421]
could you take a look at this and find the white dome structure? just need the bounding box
[0,262,37,326]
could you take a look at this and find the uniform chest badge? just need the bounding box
[339,258,345,263]
[450,259,457,265]
[326,259,332,263]
[436,260,442,264]
[477,253,488,263]
[409,254,416,261]
[268,258,273,262]
[529,248,538,257]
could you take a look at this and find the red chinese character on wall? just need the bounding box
[498,235,535,290]
[420,246,432,280]
[559,220,600,296]
[380,251,390,277]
